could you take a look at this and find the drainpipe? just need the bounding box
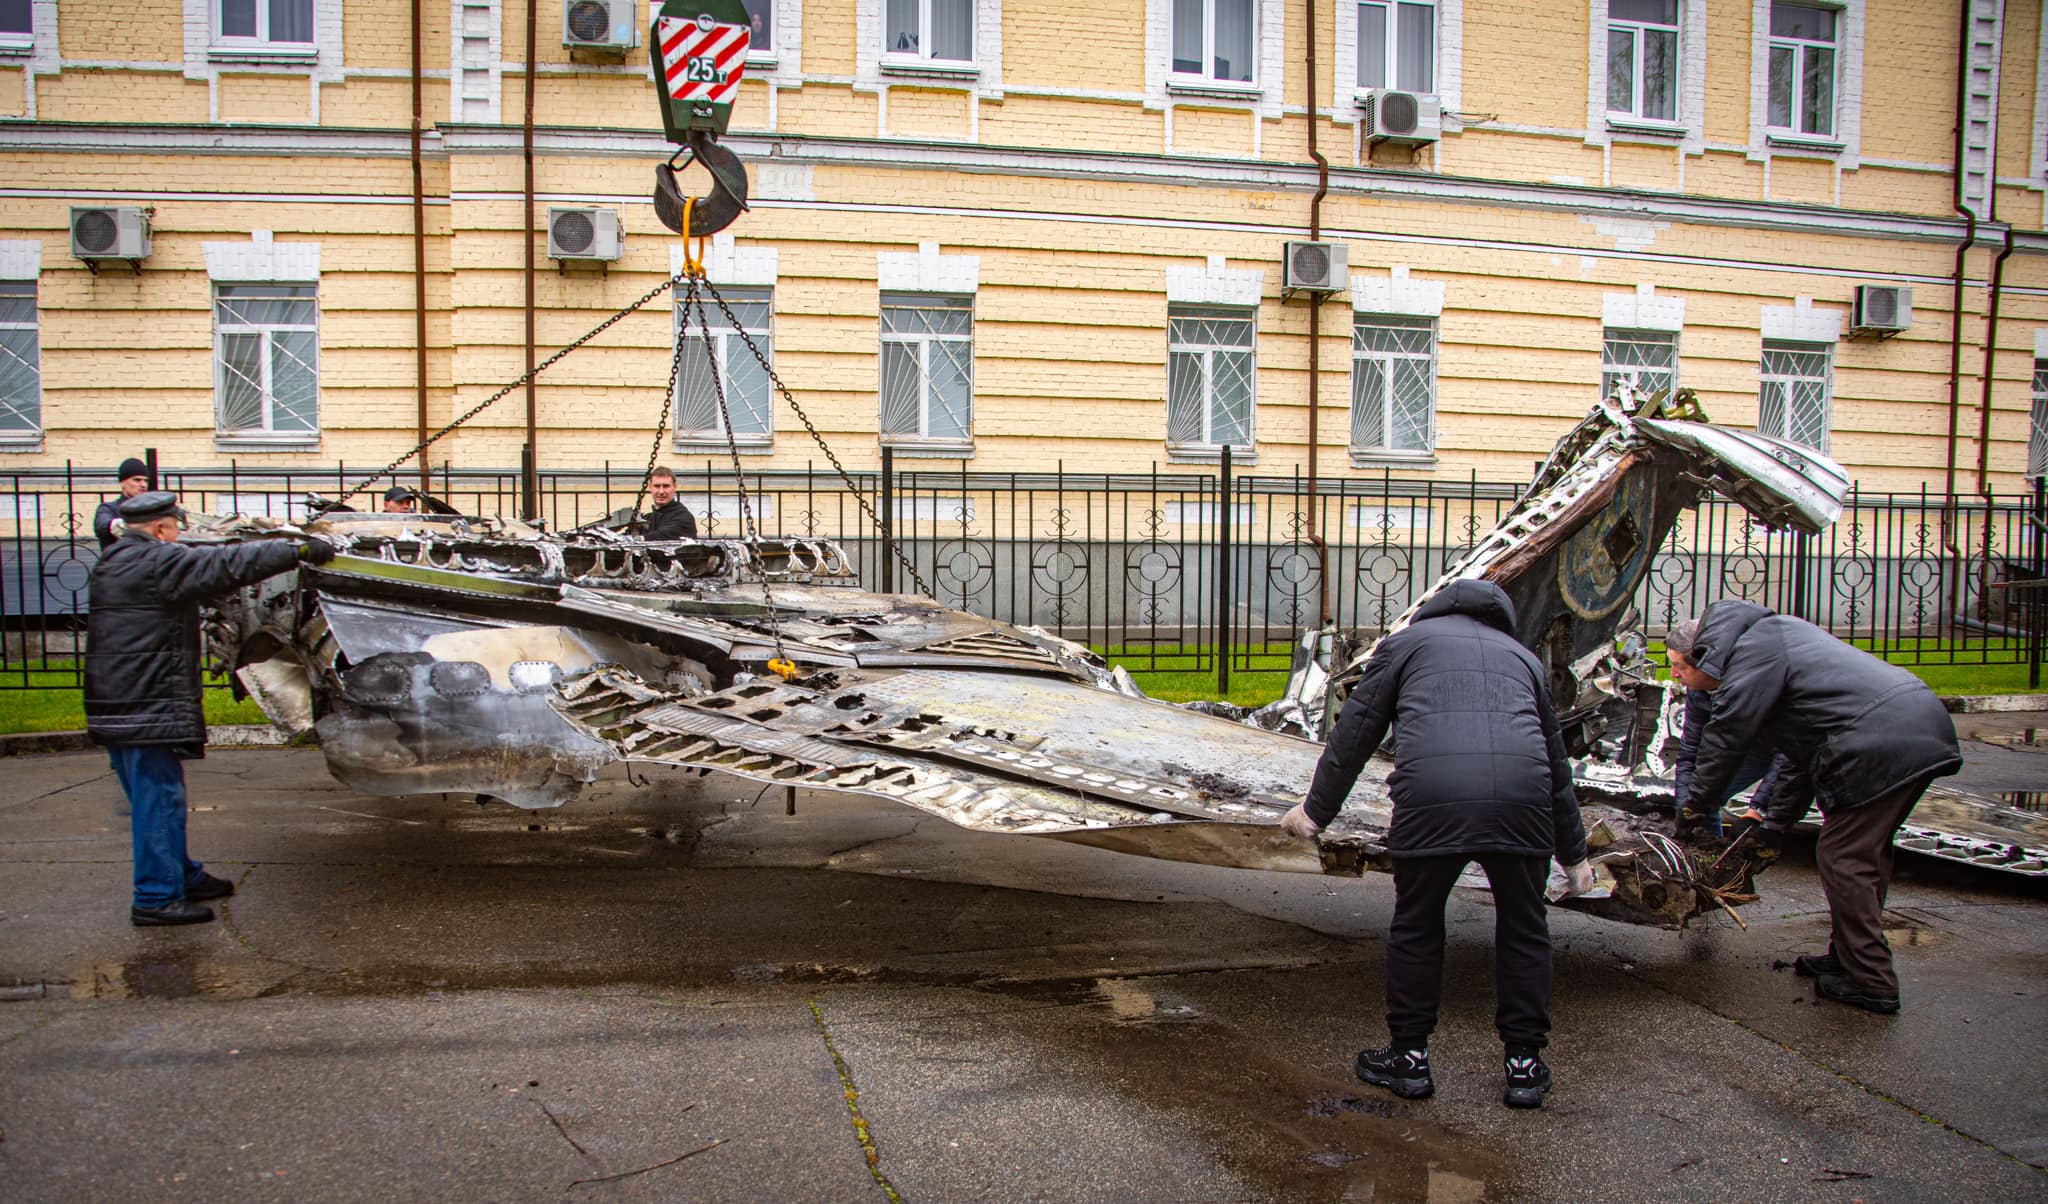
[522,0,539,520]
[1305,0,1331,625]
[1943,0,1978,575]
[1976,232,2014,499]
[411,0,429,489]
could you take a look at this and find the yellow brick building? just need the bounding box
[0,0,2042,499]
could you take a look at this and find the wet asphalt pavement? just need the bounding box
[2,717,2046,1202]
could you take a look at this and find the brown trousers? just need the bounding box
[1816,777,1932,997]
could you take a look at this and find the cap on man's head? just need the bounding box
[117,457,148,482]
[383,486,411,504]
[117,490,181,524]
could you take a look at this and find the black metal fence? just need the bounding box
[5,455,2043,691]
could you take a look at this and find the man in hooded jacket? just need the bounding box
[1682,599,1960,1014]
[1281,579,1592,1109]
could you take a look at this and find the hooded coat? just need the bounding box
[1302,579,1588,863]
[1687,600,1960,818]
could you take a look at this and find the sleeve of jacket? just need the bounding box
[1688,627,1789,814]
[1535,678,1589,864]
[158,539,303,607]
[680,507,698,539]
[1302,641,1403,827]
[92,502,117,546]
[1759,753,1815,830]
[1671,688,1711,815]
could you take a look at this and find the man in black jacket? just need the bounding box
[640,466,698,540]
[1663,617,1791,842]
[91,456,150,548]
[85,491,332,926]
[1281,579,1592,1109]
[1683,600,1961,1014]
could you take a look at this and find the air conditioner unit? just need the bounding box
[1362,89,1442,146]
[70,206,152,261]
[548,207,624,262]
[1850,284,1912,338]
[1282,241,1348,294]
[561,0,637,50]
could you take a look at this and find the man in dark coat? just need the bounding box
[640,465,697,540]
[85,491,332,926]
[1683,600,1961,1014]
[91,456,151,548]
[1280,579,1592,1109]
[1663,617,1792,842]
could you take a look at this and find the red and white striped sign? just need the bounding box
[657,15,750,106]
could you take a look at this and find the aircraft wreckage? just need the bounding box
[194,391,2047,930]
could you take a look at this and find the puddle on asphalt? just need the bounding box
[1981,727,2048,749]
[71,954,285,1002]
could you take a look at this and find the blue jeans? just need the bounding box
[108,746,205,908]
[1691,750,1776,838]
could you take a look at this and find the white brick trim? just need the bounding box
[1167,254,1264,307]
[2035,329,2048,360]
[1760,296,1843,344]
[451,0,504,125]
[0,240,42,281]
[1350,266,1442,316]
[1603,282,1684,332]
[877,242,980,294]
[2033,3,2048,186]
[671,234,779,286]
[204,231,321,282]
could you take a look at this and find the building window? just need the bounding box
[1168,306,1256,450]
[880,294,973,445]
[2031,362,2048,479]
[1758,340,1830,451]
[1358,0,1433,92]
[0,281,38,439]
[215,284,318,438]
[1607,0,1677,122]
[0,0,31,39]
[742,0,773,52]
[1352,316,1434,452]
[885,0,971,62]
[216,0,314,46]
[1767,1,1835,137]
[1172,0,1256,84]
[1602,328,1678,403]
[677,289,773,446]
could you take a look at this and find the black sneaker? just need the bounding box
[131,900,215,927]
[1355,1045,1434,1100]
[184,872,235,902]
[1793,951,1842,978]
[1815,973,1901,1015]
[1502,1053,1552,1109]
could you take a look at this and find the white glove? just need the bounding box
[1279,803,1324,840]
[1561,860,1595,897]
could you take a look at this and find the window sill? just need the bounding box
[1350,449,1437,470]
[0,38,33,58]
[1606,116,1687,139]
[676,436,773,454]
[214,433,320,453]
[880,438,974,458]
[1167,78,1263,103]
[746,52,780,70]
[208,44,319,67]
[1166,444,1258,466]
[0,432,44,453]
[880,57,980,82]
[1765,131,1845,155]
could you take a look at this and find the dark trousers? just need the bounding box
[1816,778,1930,998]
[1385,853,1553,1050]
[109,745,203,908]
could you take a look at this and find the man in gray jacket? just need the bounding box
[1683,600,1961,1014]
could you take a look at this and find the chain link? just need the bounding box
[632,278,689,517]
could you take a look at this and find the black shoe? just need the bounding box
[1815,973,1900,1015]
[1503,1053,1553,1109]
[1355,1045,1434,1100]
[1793,951,1843,978]
[130,900,215,927]
[184,872,235,902]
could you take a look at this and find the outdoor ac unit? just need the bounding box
[1851,284,1912,338]
[1282,241,1348,294]
[547,207,623,262]
[70,206,152,261]
[561,0,637,50]
[1362,90,1442,146]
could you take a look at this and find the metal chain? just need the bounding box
[632,278,689,517]
[701,284,932,597]
[339,272,685,505]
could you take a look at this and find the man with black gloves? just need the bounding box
[92,456,151,548]
[1681,600,1961,1014]
[1279,578,1593,1109]
[1664,617,1792,843]
[640,465,697,540]
[85,491,333,926]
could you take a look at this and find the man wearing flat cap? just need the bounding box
[92,457,151,548]
[85,491,336,926]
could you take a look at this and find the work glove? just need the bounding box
[1725,815,1784,869]
[1560,860,1595,898]
[1279,803,1324,840]
[297,539,337,566]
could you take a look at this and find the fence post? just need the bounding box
[1217,445,1233,697]
[143,447,158,491]
[880,445,895,594]
[2033,476,2045,690]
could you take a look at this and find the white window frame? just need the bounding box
[1356,0,1435,94]
[1606,0,1679,125]
[212,0,317,53]
[1167,304,1257,456]
[1766,0,1839,139]
[1170,0,1260,88]
[1351,314,1436,456]
[740,0,776,58]
[213,283,320,445]
[882,0,974,67]
[675,287,775,452]
[1602,327,1679,404]
[1757,339,1832,453]
[0,279,40,445]
[879,293,974,451]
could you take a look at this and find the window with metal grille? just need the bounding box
[1767,1,1835,137]
[1607,0,1678,122]
[1168,306,1256,450]
[1757,340,1831,451]
[885,0,972,61]
[2030,361,2048,479]
[217,0,315,45]
[0,281,38,438]
[1602,328,1678,404]
[1172,0,1256,84]
[1357,0,1433,92]
[1352,316,1434,452]
[880,294,973,445]
[215,284,318,437]
[676,289,773,445]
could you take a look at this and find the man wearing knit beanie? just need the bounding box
[93,457,151,548]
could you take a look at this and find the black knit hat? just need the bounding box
[117,490,181,523]
[117,457,148,482]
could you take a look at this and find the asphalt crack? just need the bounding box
[808,997,903,1202]
[0,771,114,813]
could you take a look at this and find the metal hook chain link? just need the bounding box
[632,278,690,517]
